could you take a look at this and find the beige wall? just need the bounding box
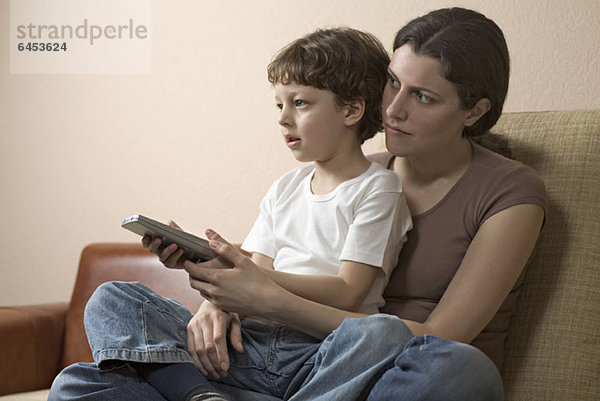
[1,0,599,306]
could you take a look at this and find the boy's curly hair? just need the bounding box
[267,27,390,144]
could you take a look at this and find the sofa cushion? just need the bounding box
[0,304,66,395]
[0,389,50,401]
[493,110,600,400]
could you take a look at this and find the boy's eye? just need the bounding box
[275,103,283,110]
[294,99,308,107]
[388,75,399,88]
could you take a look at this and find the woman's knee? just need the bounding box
[334,314,413,346]
[428,338,502,396]
[368,336,503,401]
[317,313,414,369]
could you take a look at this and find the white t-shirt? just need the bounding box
[242,162,412,314]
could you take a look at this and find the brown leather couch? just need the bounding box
[1,110,599,400]
[0,243,203,398]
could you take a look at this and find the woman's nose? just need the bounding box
[385,91,408,121]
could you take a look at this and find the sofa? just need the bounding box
[1,109,598,400]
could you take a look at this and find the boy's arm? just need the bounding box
[251,252,274,270]
[261,261,379,312]
[249,251,377,311]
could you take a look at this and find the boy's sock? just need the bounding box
[133,362,229,401]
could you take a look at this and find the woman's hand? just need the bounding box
[186,229,360,339]
[141,221,187,269]
[184,230,283,317]
[187,300,244,378]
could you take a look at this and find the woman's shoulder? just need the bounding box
[466,143,548,216]
[471,143,545,188]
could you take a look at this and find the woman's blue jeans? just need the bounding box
[49,281,503,401]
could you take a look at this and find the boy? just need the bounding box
[81,27,411,401]
[238,27,411,316]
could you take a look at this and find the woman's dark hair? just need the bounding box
[394,8,511,154]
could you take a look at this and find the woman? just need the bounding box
[182,7,546,400]
[49,7,546,401]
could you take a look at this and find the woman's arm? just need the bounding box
[185,231,367,339]
[409,203,545,341]
[187,203,543,357]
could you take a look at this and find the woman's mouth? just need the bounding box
[385,124,412,137]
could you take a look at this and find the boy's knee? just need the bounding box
[86,282,120,317]
[84,281,146,330]
[91,281,147,300]
[86,281,147,311]
[48,363,87,400]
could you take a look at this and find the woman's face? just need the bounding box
[382,44,474,158]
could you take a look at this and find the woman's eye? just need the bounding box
[416,92,433,104]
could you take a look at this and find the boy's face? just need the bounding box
[274,83,352,163]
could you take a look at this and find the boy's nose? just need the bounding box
[278,106,292,127]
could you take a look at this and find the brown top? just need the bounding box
[371,142,547,369]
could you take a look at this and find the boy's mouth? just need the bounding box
[284,134,301,148]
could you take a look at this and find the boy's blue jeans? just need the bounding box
[49,281,503,401]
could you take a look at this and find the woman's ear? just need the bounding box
[464,98,491,127]
[343,98,366,128]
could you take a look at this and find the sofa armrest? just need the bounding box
[61,243,206,367]
[0,302,68,395]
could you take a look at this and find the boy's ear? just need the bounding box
[464,98,491,127]
[343,99,366,128]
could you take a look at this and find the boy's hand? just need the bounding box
[142,220,187,269]
[187,301,244,378]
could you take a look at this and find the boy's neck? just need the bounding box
[310,146,371,195]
